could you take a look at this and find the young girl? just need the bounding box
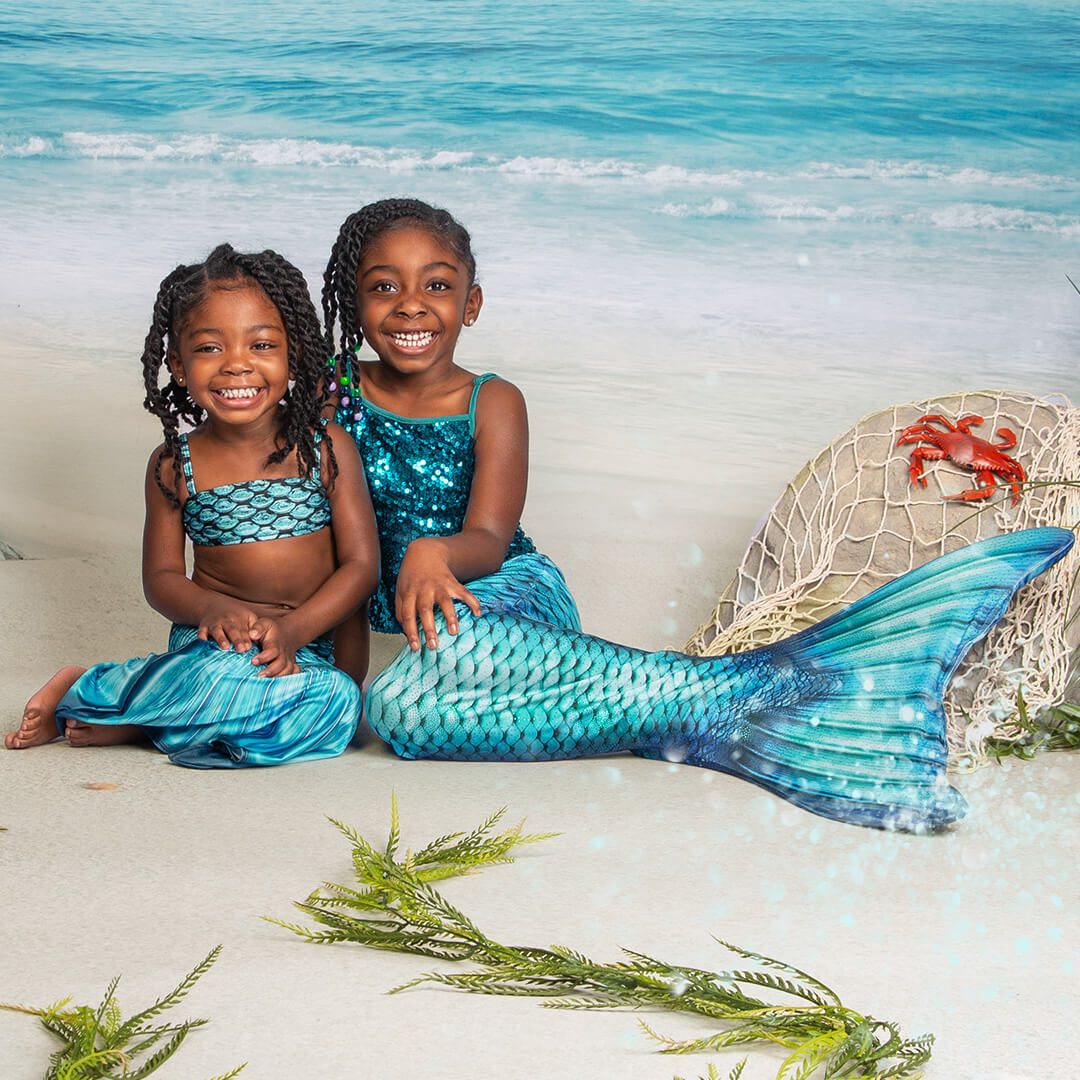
[6,244,379,767]
[324,197,1071,830]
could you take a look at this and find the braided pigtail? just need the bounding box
[142,261,209,506]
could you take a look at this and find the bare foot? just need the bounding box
[6,667,86,749]
[65,721,144,747]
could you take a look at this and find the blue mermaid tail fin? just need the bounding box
[687,526,1074,831]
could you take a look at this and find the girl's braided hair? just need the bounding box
[142,243,337,506]
[322,197,477,359]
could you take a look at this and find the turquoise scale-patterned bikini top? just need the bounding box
[337,371,535,633]
[178,425,332,546]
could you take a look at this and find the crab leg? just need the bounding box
[907,446,946,486]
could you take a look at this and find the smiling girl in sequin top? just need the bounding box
[6,244,379,766]
[325,199,548,665]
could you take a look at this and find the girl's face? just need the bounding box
[355,225,482,378]
[168,281,290,432]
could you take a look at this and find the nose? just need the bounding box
[220,347,254,374]
[396,283,427,318]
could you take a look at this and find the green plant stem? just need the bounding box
[0,947,245,1080]
[268,799,933,1080]
[985,693,1080,761]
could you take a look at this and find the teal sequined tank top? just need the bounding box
[337,372,535,633]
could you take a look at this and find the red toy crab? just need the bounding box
[896,413,1026,506]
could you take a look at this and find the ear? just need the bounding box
[166,350,186,387]
[463,284,483,327]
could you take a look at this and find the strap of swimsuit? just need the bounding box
[468,374,499,437]
[311,419,324,484]
[177,433,197,497]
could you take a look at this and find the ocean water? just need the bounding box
[3,0,1079,637]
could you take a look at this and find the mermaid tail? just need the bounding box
[57,625,360,768]
[687,526,1072,829]
[367,529,1073,830]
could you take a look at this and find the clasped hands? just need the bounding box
[197,597,301,677]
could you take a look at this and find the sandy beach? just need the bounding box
[3,351,1080,1079]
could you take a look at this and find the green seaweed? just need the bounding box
[673,1062,746,1080]
[0,947,245,1079]
[985,688,1080,761]
[268,799,933,1079]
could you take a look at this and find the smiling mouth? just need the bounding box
[213,386,264,401]
[388,330,437,349]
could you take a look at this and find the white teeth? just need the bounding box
[216,387,260,399]
[390,331,436,347]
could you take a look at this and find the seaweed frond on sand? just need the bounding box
[267,798,933,1080]
[0,946,245,1079]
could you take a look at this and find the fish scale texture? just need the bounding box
[367,533,1073,830]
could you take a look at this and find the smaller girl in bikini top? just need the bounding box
[135,243,378,677]
[177,425,332,547]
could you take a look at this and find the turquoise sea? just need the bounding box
[2,0,1079,635]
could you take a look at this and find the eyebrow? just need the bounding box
[187,323,283,335]
[361,261,461,279]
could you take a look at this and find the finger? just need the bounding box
[260,656,298,678]
[226,625,252,652]
[251,644,278,667]
[439,595,460,636]
[210,626,231,651]
[459,585,482,618]
[397,596,422,651]
[418,605,439,651]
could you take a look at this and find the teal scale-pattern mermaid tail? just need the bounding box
[367,530,1073,831]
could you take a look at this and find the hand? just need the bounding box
[249,617,301,677]
[198,598,259,653]
[395,538,482,651]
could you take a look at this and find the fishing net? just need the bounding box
[685,390,1080,763]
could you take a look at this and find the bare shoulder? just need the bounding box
[143,441,185,515]
[474,376,527,429]
[144,441,177,488]
[322,420,365,484]
[324,420,360,461]
[145,441,169,472]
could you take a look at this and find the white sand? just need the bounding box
[3,345,1080,1079]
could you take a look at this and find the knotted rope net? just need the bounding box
[685,390,1080,764]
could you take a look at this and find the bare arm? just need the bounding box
[395,378,529,650]
[250,423,380,675]
[141,446,261,648]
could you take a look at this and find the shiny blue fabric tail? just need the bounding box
[689,527,1074,829]
[57,625,360,768]
[367,531,1073,831]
